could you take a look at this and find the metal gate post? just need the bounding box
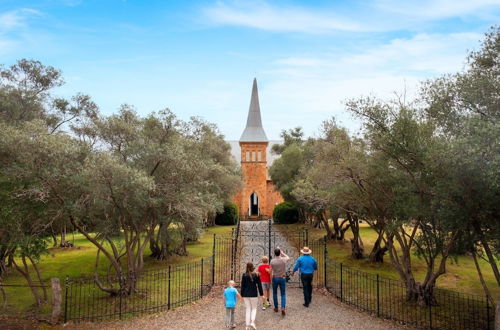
[486,297,491,330]
[340,263,343,301]
[64,276,68,323]
[167,265,171,310]
[428,302,432,329]
[268,219,272,260]
[200,258,204,298]
[212,234,216,285]
[376,274,380,317]
[323,236,327,288]
[231,235,235,280]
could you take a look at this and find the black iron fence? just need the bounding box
[64,256,214,322]
[325,259,494,330]
[40,222,496,329]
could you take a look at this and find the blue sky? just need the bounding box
[1,0,499,140]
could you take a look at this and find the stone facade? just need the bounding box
[231,79,284,220]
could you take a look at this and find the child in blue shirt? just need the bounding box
[223,280,241,328]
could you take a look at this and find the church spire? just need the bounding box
[240,78,268,142]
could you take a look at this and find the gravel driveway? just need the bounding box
[70,286,408,330]
[69,221,410,329]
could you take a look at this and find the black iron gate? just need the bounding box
[228,220,326,288]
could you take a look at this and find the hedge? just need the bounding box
[272,202,299,224]
[215,203,239,225]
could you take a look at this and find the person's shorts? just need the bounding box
[262,282,271,290]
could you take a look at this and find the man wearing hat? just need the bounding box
[292,247,317,307]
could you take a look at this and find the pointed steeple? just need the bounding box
[240,78,268,142]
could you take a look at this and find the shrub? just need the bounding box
[215,203,239,225]
[272,202,299,224]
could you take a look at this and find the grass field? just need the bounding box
[282,223,499,299]
[1,225,234,317]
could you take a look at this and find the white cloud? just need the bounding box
[274,57,328,67]
[0,8,41,32]
[0,8,43,56]
[202,1,366,33]
[257,32,483,136]
[202,0,500,34]
[342,32,482,74]
[376,0,500,20]
[0,12,25,31]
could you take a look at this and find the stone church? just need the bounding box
[229,79,284,220]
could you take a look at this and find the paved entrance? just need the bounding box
[233,220,326,287]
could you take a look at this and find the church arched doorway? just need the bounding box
[249,193,259,216]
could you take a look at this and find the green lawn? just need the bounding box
[281,223,499,299]
[1,225,234,317]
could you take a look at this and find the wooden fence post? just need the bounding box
[51,278,62,325]
[64,276,69,323]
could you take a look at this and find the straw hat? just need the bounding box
[300,246,312,255]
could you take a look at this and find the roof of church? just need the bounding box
[240,78,268,142]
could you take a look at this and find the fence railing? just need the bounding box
[64,256,214,322]
[325,259,494,330]
[6,225,494,329]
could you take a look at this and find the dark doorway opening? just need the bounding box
[250,193,259,216]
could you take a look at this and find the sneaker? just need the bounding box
[262,306,266,310]
[250,323,257,330]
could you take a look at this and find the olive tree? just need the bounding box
[420,26,499,302]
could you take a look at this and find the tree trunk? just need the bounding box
[319,213,335,240]
[298,208,307,224]
[59,223,73,248]
[0,280,6,308]
[331,211,349,241]
[51,231,58,248]
[472,219,500,286]
[368,231,389,263]
[471,251,494,305]
[0,256,6,278]
[174,237,188,256]
[150,223,172,260]
[12,257,44,307]
[403,276,438,306]
[347,213,364,259]
[60,223,66,246]
[28,256,47,301]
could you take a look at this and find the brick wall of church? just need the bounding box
[266,180,284,217]
[233,142,270,219]
[231,142,284,220]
